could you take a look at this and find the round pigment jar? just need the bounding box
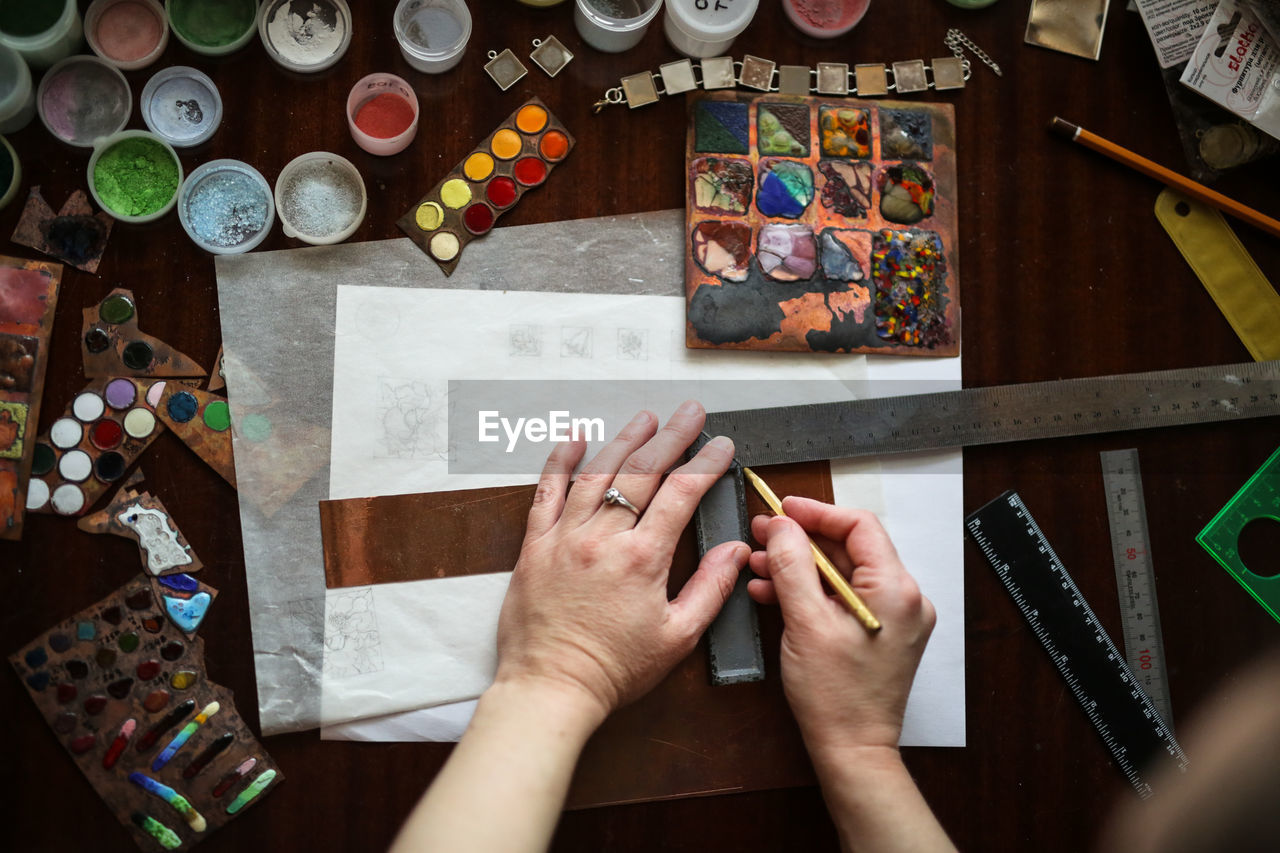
[575,0,664,53]
[780,0,870,39]
[258,0,353,73]
[38,55,132,147]
[165,0,258,56]
[274,151,367,245]
[0,0,83,69]
[0,135,21,211]
[346,73,419,156]
[88,130,183,223]
[0,43,35,133]
[85,0,169,70]
[664,0,757,58]
[394,0,471,73]
[179,159,275,254]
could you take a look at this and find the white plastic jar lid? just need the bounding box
[666,0,758,38]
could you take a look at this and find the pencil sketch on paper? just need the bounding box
[322,588,384,679]
[509,324,542,357]
[617,328,649,361]
[376,377,445,460]
[560,326,593,359]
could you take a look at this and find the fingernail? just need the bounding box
[707,435,733,454]
[734,542,751,562]
[677,399,701,416]
[630,410,653,426]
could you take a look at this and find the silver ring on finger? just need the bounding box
[602,487,642,518]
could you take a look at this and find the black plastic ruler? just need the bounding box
[1101,449,1173,729]
[699,360,1280,684]
[965,491,1188,798]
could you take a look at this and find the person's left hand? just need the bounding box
[492,400,749,721]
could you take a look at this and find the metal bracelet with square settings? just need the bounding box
[700,56,737,89]
[739,55,776,91]
[485,49,528,91]
[931,56,966,90]
[853,63,888,97]
[816,62,849,95]
[530,36,573,77]
[621,72,660,108]
[659,60,698,95]
[892,59,929,94]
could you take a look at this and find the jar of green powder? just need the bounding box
[88,130,183,223]
[165,0,258,56]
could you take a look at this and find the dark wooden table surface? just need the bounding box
[4,1,1279,850]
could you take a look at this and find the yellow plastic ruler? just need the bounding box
[1155,189,1280,362]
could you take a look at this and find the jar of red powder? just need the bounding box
[346,72,419,156]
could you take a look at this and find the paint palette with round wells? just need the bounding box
[154,384,237,488]
[396,97,575,276]
[27,376,166,516]
[82,288,207,379]
[8,575,283,851]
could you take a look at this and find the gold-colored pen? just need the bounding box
[743,467,881,633]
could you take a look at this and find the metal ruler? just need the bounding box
[1101,449,1173,730]
[965,491,1189,798]
[700,360,1280,683]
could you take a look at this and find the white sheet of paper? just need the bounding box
[322,287,963,746]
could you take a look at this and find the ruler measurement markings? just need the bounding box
[965,493,1188,798]
[1101,449,1173,730]
[701,362,1279,684]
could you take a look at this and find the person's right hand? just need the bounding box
[748,498,936,755]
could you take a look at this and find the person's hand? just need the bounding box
[493,401,750,723]
[748,498,935,755]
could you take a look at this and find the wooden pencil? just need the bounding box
[743,467,881,632]
[1048,116,1280,241]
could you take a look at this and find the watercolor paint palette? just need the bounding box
[83,288,207,379]
[683,93,960,355]
[10,575,281,852]
[0,255,62,540]
[397,98,574,275]
[155,384,236,489]
[28,376,166,516]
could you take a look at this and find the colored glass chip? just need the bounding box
[95,451,127,483]
[159,574,199,592]
[31,442,56,475]
[54,712,77,733]
[118,632,140,652]
[96,648,118,668]
[100,294,136,324]
[144,690,170,712]
[84,328,111,353]
[70,734,96,754]
[171,671,198,690]
[166,391,199,424]
[49,633,72,653]
[84,695,108,714]
[77,621,95,641]
[26,671,50,690]
[24,647,47,668]
[67,660,89,679]
[108,677,135,699]
[202,400,231,432]
[122,341,155,370]
[137,660,161,680]
[756,160,814,219]
[692,157,753,214]
[57,682,77,703]
[160,641,185,661]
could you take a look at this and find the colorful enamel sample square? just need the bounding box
[397,98,574,276]
[685,93,959,355]
[1,255,62,540]
[9,575,282,851]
